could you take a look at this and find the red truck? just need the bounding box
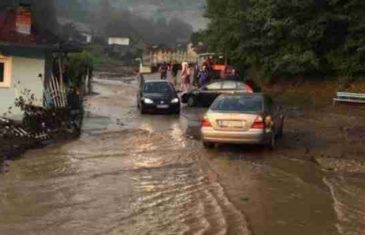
[198,53,236,79]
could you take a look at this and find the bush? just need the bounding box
[64,51,94,90]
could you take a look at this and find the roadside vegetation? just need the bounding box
[195,0,365,88]
[88,45,122,67]
[190,0,365,173]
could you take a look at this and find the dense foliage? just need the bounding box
[64,51,94,90]
[202,0,365,80]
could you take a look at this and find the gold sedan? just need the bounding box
[201,93,284,149]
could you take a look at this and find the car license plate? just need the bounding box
[220,120,243,128]
[157,104,169,109]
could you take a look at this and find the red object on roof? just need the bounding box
[0,10,57,48]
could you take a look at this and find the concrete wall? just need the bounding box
[0,55,45,120]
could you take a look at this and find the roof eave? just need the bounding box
[0,41,60,50]
[0,41,84,53]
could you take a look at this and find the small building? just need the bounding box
[107,37,130,46]
[58,17,93,44]
[0,5,78,120]
[105,36,135,63]
[82,33,92,44]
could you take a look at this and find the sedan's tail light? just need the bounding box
[201,117,212,127]
[251,116,264,129]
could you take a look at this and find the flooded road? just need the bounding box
[1,74,365,234]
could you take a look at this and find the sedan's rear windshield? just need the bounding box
[143,82,173,94]
[210,96,263,113]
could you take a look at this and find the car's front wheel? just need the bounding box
[140,104,146,114]
[171,109,180,115]
[203,142,215,149]
[267,131,276,150]
[277,118,284,138]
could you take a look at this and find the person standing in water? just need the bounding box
[159,62,168,80]
[198,65,209,88]
[180,62,190,93]
[170,60,179,86]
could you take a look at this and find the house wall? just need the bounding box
[0,55,45,120]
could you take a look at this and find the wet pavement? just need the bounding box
[1,74,365,234]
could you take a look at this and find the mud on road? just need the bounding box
[1,73,365,235]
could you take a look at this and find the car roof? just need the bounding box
[143,80,170,84]
[218,93,264,99]
[206,80,247,85]
[209,79,244,83]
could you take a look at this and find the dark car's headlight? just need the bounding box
[143,98,154,104]
[171,98,179,104]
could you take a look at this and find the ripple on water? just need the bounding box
[95,131,252,235]
[324,175,365,235]
[109,159,251,235]
[0,127,251,235]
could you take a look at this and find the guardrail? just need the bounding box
[333,92,365,106]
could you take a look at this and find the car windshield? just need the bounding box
[143,82,173,94]
[210,95,263,113]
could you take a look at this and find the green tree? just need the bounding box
[203,0,365,80]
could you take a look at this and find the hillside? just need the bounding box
[56,0,207,31]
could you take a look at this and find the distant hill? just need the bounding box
[55,0,207,31]
[124,0,207,31]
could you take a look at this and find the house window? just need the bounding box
[0,56,12,88]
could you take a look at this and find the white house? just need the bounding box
[0,5,64,120]
[0,52,50,119]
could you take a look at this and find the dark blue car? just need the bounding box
[137,80,180,115]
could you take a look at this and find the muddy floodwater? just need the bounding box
[1,74,365,235]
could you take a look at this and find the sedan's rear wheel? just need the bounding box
[203,142,215,149]
[267,132,276,150]
[277,119,284,138]
[187,96,195,107]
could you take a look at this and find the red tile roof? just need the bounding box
[0,10,58,48]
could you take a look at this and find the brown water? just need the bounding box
[0,74,365,234]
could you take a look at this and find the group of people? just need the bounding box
[158,59,247,93]
[159,61,192,93]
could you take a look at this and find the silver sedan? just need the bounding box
[201,93,284,149]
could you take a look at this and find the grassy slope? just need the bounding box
[264,80,365,109]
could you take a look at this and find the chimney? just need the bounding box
[15,3,32,35]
